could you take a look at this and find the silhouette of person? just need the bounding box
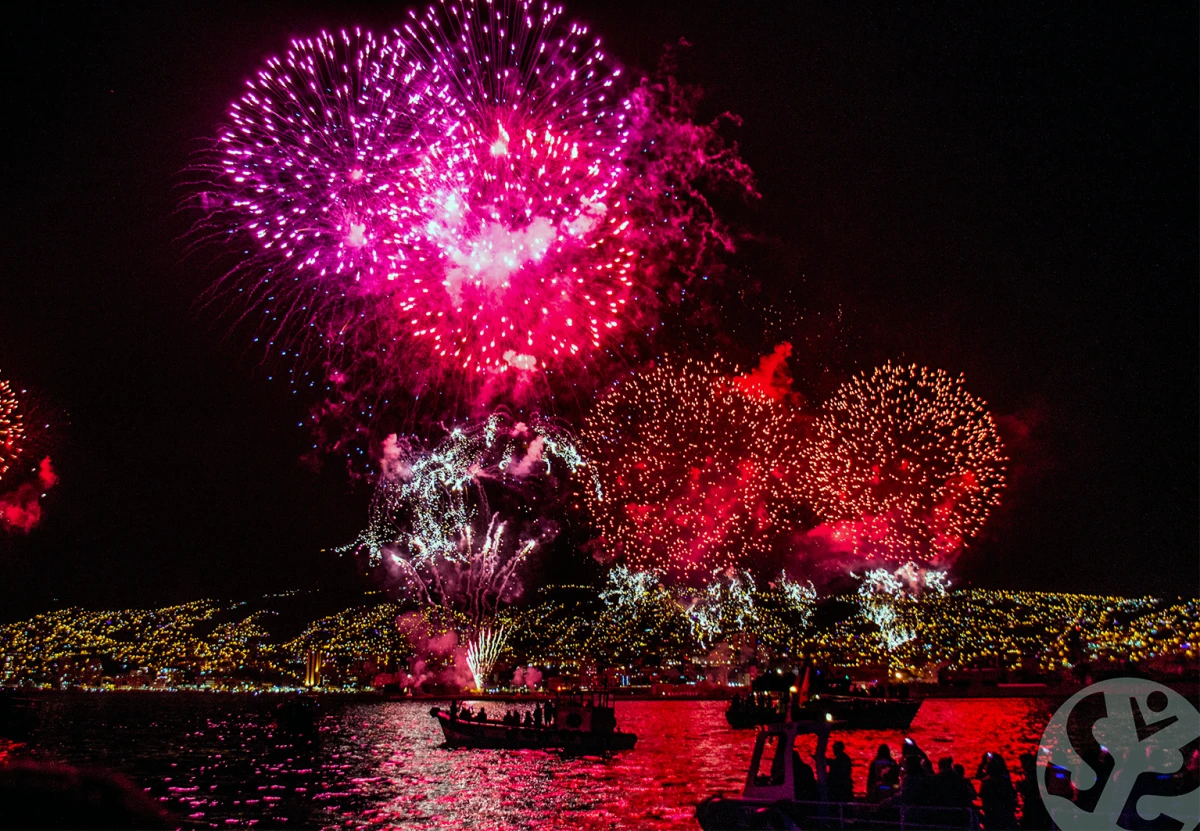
[868,744,900,802]
[792,750,818,801]
[979,753,1017,830]
[953,763,978,810]
[932,757,957,806]
[828,741,854,802]
[899,755,932,806]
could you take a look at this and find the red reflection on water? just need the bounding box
[7,694,1057,830]
[351,699,1053,830]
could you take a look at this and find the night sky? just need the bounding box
[1,1,1195,620]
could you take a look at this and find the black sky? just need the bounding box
[1,1,1196,619]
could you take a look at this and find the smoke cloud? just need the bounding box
[511,665,543,690]
[393,612,474,691]
[0,457,57,534]
[733,342,796,403]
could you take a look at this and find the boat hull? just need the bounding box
[696,796,977,830]
[431,710,637,753]
[803,696,922,730]
[725,697,921,731]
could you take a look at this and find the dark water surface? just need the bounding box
[4,694,1055,829]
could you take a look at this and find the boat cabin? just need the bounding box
[553,690,618,734]
[742,720,831,802]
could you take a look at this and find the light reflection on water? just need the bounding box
[9,695,1054,829]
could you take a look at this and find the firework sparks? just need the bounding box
[806,362,1006,565]
[348,412,589,623]
[683,569,758,646]
[583,356,805,579]
[594,565,816,656]
[198,5,634,378]
[776,572,818,617]
[855,562,952,653]
[857,569,915,652]
[194,4,758,453]
[466,625,508,690]
[599,565,662,619]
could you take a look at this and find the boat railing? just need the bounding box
[774,800,979,830]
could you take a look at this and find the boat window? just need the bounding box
[752,734,787,786]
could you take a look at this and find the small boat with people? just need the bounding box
[430,690,637,754]
[726,668,921,731]
[696,720,980,830]
[0,690,38,738]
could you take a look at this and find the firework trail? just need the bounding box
[466,624,508,690]
[194,3,756,449]
[804,362,1006,566]
[348,411,590,623]
[582,355,805,580]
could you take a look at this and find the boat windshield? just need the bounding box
[752,734,787,786]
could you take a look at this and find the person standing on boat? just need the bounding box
[979,753,1017,830]
[534,704,543,728]
[898,755,933,806]
[953,763,978,811]
[867,744,900,802]
[791,750,818,801]
[828,741,854,802]
[931,757,958,806]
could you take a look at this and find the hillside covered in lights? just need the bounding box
[0,588,1194,693]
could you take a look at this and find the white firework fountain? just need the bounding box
[466,625,508,691]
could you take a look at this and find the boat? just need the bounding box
[0,690,38,738]
[272,695,320,735]
[696,720,979,830]
[726,669,921,730]
[797,693,922,730]
[430,691,637,754]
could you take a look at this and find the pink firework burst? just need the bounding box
[198,1,638,381]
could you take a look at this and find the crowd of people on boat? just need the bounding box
[446,700,556,729]
[854,734,1200,826]
[783,738,1035,829]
